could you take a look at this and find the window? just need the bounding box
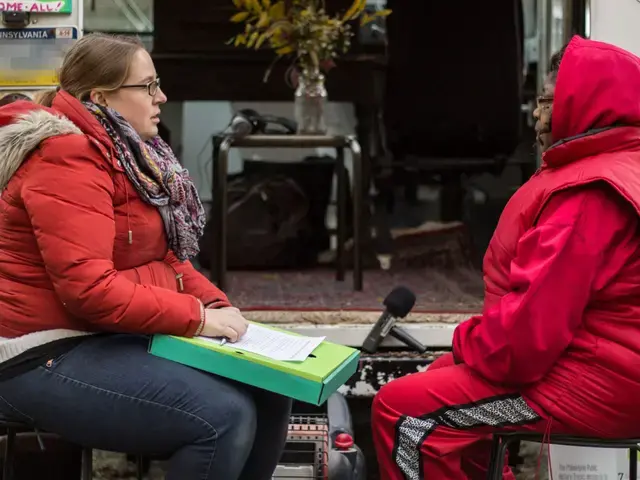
[83,0,153,49]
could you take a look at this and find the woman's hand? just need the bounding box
[201,307,248,342]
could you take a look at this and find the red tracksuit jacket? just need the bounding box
[453,36,640,437]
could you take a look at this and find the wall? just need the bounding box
[177,101,357,202]
[181,101,243,201]
[589,0,640,56]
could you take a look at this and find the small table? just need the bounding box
[211,134,364,291]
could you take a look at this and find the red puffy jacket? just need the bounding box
[453,36,640,436]
[0,92,230,338]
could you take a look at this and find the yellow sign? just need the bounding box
[0,69,58,87]
[0,26,76,88]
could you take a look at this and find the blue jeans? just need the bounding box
[0,334,292,480]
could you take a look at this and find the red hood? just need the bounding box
[0,92,112,192]
[0,91,111,144]
[0,100,82,192]
[0,99,51,128]
[544,36,640,168]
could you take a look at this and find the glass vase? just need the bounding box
[294,68,328,135]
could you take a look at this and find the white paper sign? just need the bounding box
[549,445,618,480]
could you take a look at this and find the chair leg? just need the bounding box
[335,146,346,283]
[81,447,93,480]
[136,455,145,480]
[630,447,638,480]
[349,137,364,292]
[3,429,15,480]
[486,436,501,479]
[491,438,511,480]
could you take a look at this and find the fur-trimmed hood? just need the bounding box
[0,101,81,192]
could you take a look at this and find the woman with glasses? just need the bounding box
[0,33,291,480]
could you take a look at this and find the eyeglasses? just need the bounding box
[537,95,553,108]
[120,77,161,96]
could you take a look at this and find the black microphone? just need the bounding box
[223,114,253,138]
[362,287,428,354]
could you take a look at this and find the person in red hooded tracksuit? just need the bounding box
[372,35,640,479]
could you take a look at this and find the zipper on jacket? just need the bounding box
[165,262,185,292]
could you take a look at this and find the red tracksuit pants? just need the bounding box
[371,353,563,480]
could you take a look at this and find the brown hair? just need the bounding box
[0,92,31,107]
[37,33,144,107]
[548,43,569,82]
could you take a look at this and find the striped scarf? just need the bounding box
[84,102,206,261]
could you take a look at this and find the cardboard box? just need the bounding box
[148,329,360,406]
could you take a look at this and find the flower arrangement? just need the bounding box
[228,0,391,81]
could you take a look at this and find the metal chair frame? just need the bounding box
[0,421,144,480]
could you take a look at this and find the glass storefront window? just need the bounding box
[83,0,153,48]
[83,0,152,32]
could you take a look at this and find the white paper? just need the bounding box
[549,444,618,480]
[198,324,325,362]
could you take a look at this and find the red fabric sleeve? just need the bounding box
[453,184,638,386]
[164,251,231,308]
[21,135,202,336]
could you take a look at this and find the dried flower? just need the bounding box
[228,0,391,81]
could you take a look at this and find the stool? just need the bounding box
[487,432,640,480]
[212,134,364,291]
[0,420,145,480]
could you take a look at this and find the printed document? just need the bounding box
[198,323,325,361]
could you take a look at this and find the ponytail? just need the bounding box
[33,89,57,107]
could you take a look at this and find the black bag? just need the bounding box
[199,175,315,270]
[242,156,336,256]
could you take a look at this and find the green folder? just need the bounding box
[148,325,360,406]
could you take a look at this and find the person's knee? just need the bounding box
[227,390,258,441]
[372,380,401,424]
[372,371,440,424]
[188,382,257,451]
[428,352,455,370]
[213,390,256,444]
[165,384,259,479]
